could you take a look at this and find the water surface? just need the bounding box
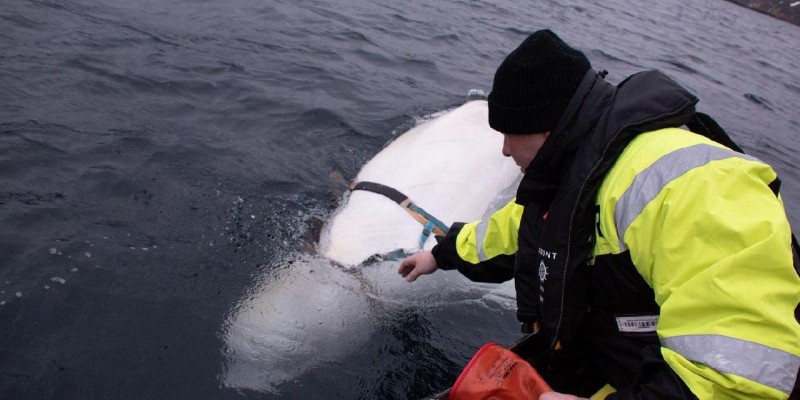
[1,0,798,398]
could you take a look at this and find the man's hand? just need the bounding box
[398,250,438,282]
[539,392,588,400]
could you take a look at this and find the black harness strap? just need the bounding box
[349,181,449,239]
[350,181,410,206]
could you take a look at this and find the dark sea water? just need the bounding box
[1,0,798,399]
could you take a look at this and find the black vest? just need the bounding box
[513,69,699,352]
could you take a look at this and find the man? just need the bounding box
[399,30,800,399]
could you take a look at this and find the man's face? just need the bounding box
[502,132,549,173]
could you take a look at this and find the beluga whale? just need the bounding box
[220,100,522,393]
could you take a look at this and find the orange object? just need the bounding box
[449,342,552,400]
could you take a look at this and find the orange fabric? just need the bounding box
[449,343,552,400]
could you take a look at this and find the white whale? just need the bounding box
[321,100,522,266]
[221,100,521,392]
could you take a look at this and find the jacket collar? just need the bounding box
[516,70,615,205]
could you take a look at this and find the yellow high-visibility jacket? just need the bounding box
[435,128,800,399]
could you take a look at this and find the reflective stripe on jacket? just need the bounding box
[455,199,522,264]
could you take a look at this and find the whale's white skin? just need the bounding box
[221,256,517,393]
[221,101,521,392]
[320,100,521,266]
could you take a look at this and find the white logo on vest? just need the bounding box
[538,260,548,282]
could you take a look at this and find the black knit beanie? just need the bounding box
[488,30,591,134]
